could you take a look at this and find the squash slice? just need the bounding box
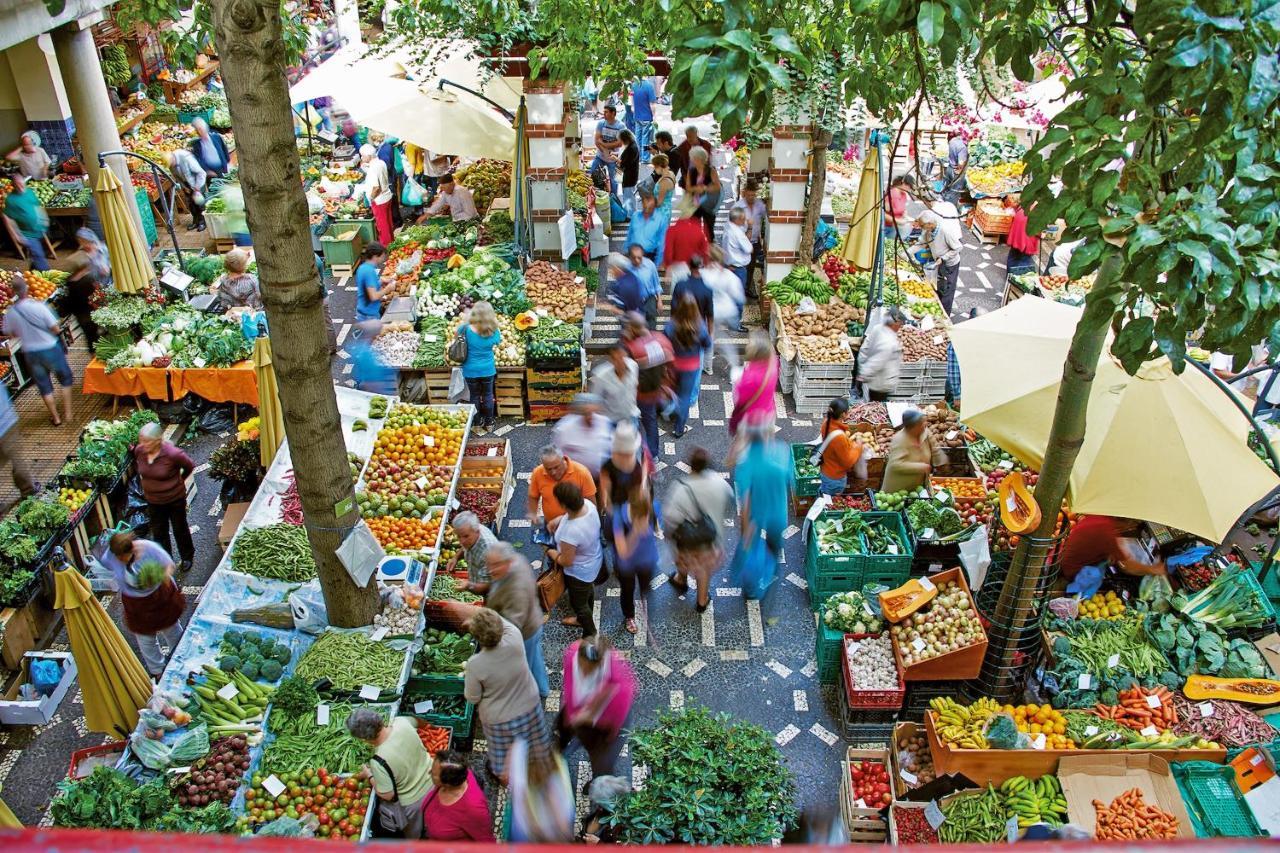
[1182,674,1280,704]
[879,578,939,623]
[998,471,1042,534]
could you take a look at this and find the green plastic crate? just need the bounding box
[320,223,364,269]
[333,216,376,243]
[815,620,843,683]
[792,444,821,497]
[404,680,474,739]
[807,510,914,579]
[805,557,909,612]
[1173,762,1265,838]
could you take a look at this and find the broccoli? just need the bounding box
[271,645,291,665]
[1158,671,1182,692]
[240,659,260,680]
[259,659,283,681]
[218,654,242,672]
[1116,674,1138,691]
[1100,688,1119,706]
[223,630,244,647]
[1052,636,1072,659]
[1138,674,1157,689]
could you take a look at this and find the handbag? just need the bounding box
[371,755,409,833]
[670,480,717,550]
[447,328,469,364]
[536,564,566,612]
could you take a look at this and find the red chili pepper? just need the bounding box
[894,807,938,844]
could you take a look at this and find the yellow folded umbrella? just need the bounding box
[0,787,19,828]
[253,335,286,467]
[95,168,153,295]
[54,568,153,739]
[840,146,881,270]
[949,297,1279,541]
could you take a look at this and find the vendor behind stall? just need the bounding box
[815,398,866,496]
[5,131,51,179]
[215,248,263,311]
[880,407,947,493]
[1059,515,1167,580]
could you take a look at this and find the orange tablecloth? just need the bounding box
[82,358,258,405]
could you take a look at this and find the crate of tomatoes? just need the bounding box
[838,746,892,843]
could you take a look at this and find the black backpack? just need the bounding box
[670,480,717,549]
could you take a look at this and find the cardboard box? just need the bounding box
[1057,753,1195,839]
[0,651,78,725]
[219,501,251,549]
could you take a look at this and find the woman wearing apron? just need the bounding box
[104,531,186,677]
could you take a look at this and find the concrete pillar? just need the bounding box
[51,17,144,236]
[5,35,76,162]
[524,79,568,262]
[765,123,813,283]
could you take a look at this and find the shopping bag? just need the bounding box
[731,535,777,600]
[401,175,425,207]
[336,521,385,588]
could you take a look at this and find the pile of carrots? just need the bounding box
[416,723,451,755]
[1093,788,1179,839]
[1093,686,1178,731]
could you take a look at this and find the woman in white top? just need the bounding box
[6,132,51,179]
[360,144,394,245]
[546,481,602,638]
[663,447,736,612]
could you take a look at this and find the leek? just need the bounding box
[1173,565,1270,628]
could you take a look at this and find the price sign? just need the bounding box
[316,704,330,725]
[855,798,868,809]
[1107,653,1121,669]
[359,684,381,700]
[912,637,927,652]
[946,430,958,441]
[1140,725,1159,737]
[998,459,1014,469]
[423,435,436,447]
[932,335,945,345]
[900,769,918,786]
[922,528,936,540]
[924,801,946,830]
[1031,733,1047,750]
[262,775,286,797]
[918,576,935,591]
[1078,673,1092,690]
[168,766,191,775]
[370,626,388,642]
[934,490,949,503]
[921,315,935,331]
[1084,725,1099,737]
[1252,752,1265,766]
[414,700,435,714]
[1007,816,1021,842]
[487,447,498,457]
[805,495,833,523]
[845,640,862,655]
[1198,702,1214,718]
[415,476,428,490]
[423,334,438,343]
[1146,694,1162,709]
[1005,495,1018,512]
[216,682,240,701]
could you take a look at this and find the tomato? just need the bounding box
[338,820,352,834]
[245,789,256,801]
[318,813,331,826]
[275,794,290,807]
[345,778,359,791]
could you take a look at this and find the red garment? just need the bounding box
[421,771,496,842]
[1058,515,1124,579]
[561,642,636,734]
[885,187,909,224]
[624,332,674,406]
[1006,206,1041,254]
[372,197,395,245]
[664,217,709,267]
[133,442,195,504]
[121,579,185,634]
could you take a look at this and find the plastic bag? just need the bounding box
[958,525,992,589]
[289,580,328,634]
[336,521,384,588]
[448,367,468,403]
[401,175,425,207]
[731,536,778,600]
[982,712,1030,750]
[29,657,63,696]
[306,191,324,214]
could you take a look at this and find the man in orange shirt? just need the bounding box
[527,444,598,532]
[816,398,865,495]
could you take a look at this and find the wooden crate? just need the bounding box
[458,439,514,495]
[1,594,59,671]
[495,371,526,418]
[529,403,571,423]
[423,369,453,404]
[888,801,936,844]
[838,746,891,843]
[889,721,932,799]
[889,567,988,681]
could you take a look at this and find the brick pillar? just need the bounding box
[524,79,568,262]
[764,124,813,282]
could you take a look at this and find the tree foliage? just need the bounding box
[113,0,310,69]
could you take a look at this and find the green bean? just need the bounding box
[231,523,318,582]
[939,786,1009,843]
[293,631,405,692]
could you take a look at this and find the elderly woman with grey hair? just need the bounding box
[132,421,197,570]
[346,709,434,838]
[446,510,498,590]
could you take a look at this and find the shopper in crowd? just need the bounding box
[589,343,639,429]
[420,749,496,841]
[610,484,658,635]
[547,481,603,637]
[663,197,710,280]
[553,393,613,480]
[2,276,72,424]
[883,174,915,242]
[684,146,722,240]
[373,133,403,227]
[648,153,678,216]
[463,608,551,783]
[5,132,51,179]
[359,143,395,245]
[675,125,713,185]
[508,740,574,843]
[945,131,969,201]
[625,192,666,270]
[664,295,711,437]
[168,148,208,232]
[104,531,186,677]
[857,307,905,401]
[354,242,392,322]
[672,254,715,376]
[599,423,650,623]
[1059,515,1167,580]
[66,228,112,350]
[215,248,263,311]
[665,447,735,612]
[458,300,501,431]
[917,196,964,314]
[728,330,778,442]
[650,131,683,182]
[589,103,627,191]
[350,320,398,396]
[604,252,645,318]
[734,421,794,564]
[132,422,196,570]
[721,206,754,297]
[881,407,948,494]
[346,709,433,838]
[482,542,548,699]
[617,129,640,212]
[702,245,745,374]
[815,398,866,496]
[3,174,51,269]
[448,511,498,590]
[528,445,598,532]
[627,243,662,327]
[559,635,636,775]
[579,776,628,844]
[630,77,657,160]
[731,179,767,297]
[0,386,35,500]
[621,312,673,458]
[189,118,231,178]
[419,173,479,223]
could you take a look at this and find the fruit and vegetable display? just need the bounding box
[292,630,406,693]
[172,735,253,808]
[365,513,444,554]
[828,493,874,511]
[51,766,236,832]
[1001,774,1069,830]
[843,634,900,693]
[189,665,275,732]
[230,523,317,582]
[241,769,371,839]
[369,330,420,367]
[905,497,974,542]
[778,299,864,344]
[455,487,501,524]
[821,589,884,634]
[895,728,935,789]
[766,265,834,304]
[937,784,1011,843]
[454,158,510,215]
[261,701,382,775]
[890,581,984,666]
[1091,788,1179,840]
[814,510,906,556]
[524,261,587,321]
[218,629,292,682]
[1169,563,1273,629]
[374,586,424,634]
[847,758,893,807]
[427,574,482,604]
[526,316,583,360]
[413,627,474,676]
[1168,694,1278,747]
[899,324,949,362]
[1078,590,1126,620]
[891,805,938,844]
[965,161,1026,195]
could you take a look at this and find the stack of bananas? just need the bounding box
[930,696,1001,749]
[1001,775,1069,827]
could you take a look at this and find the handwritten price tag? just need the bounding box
[1031,733,1046,750]
[946,430,958,440]
[423,435,436,447]
[487,447,498,457]
[316,704,330,725]
[1078,673,1091,690]
[932,334,945,345]
[1007,816,1021,842]
[912,637,927,652]
[1084,725,1099,737]
[262,775,286,797]
[423,334,438,343]
[216,683,239,701]
[899,770,919,786]
[1107,653,1121,669]
[924,801,946,830]
[359,684,381,700]
[934,490,949,503]
[1146,694,1162,709]
[415,476,428,490]
[414,700,435,714]
[998,459,1014,469]
[370,626,388,642]
[1198,702,1214,718]
[918,576,935,591]
[921,315,935,331]
[1140,725,1159,737]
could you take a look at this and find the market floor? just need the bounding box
[0,199,1013,832]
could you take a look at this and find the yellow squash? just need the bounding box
[1182,674,1280,704]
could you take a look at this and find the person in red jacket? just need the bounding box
[621,312,673,459]
[663,197,709,279]
[1059,515,1166,580]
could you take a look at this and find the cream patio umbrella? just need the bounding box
[95,168,153,294]
[949,296,1279,541]
[839,144,882,270]
[252,335,285,468]
[346,81,516,162]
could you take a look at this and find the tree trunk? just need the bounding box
[208,0,378,626]
[980,254,1123,698]
[797,126,833,264]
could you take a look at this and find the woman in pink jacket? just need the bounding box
[558,635,636,777]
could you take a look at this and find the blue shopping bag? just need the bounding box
[731,536,778,600]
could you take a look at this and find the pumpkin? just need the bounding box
[514,311,539,331]
[998,471,1041,534]
[447,254,466,270]
[879,578,939,623]
[1181,674,1280,704]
